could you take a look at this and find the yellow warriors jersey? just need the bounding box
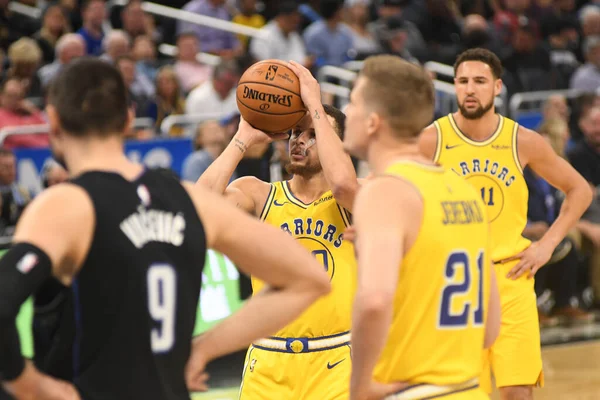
[252,181,357,337]
[434,114,531,261]
[374,161,491,386]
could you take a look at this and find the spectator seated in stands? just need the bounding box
[541,14,580,89]
[178,0,243,57]
[568,106,600,187]
[6,38,43,98]
[132,35,160,83]
[0,77,49,149]
[502,18,554,95]
[456,14,505,60]
[0,148,31,234]
[524,119,594,326]
[116,55,153,119]
[372,15,418,64]
[182,119,230,182]
[185,58,240,117]
[344,0,379,59]
[303,0,354,71]
[100,29,131,65]
[231,0,266,50]
[173,32,213,94]
[77,0,106,56]
[148,66,186,137]
[41,159,69,188]
[34,4,70,66]
[120,0,148,41]
[38,33,86,90]
[368,0,427,61]
[571,35,600,93]
[250,1,312,67]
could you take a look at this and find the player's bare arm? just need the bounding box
[350,177,420,400]
[183,183,331,391]
[288,61,359,211]
[0,184,94,399]
[196,118,285,215]
[505,126,594,279]
[417,123,439,161]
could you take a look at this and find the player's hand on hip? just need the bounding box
[235,117,289,148]
[504,241,553,280]
[351,381,409,400]
[287,60,322,110]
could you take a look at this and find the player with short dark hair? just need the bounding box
[193,61,359,399]
[420,47,593,400]
[0,57,331,400]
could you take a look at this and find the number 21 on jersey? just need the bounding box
[438,250,484,328]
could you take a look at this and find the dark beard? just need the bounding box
[457,98,494,120]
[285,162,322,179]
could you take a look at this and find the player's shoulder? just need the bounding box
[28,183,93,214]
[418,123,439,159]
[230,175,271,192]
[357,174,422,210]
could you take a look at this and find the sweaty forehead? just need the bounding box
[456,61,494,79]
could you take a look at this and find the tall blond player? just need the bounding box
[343,54,502,400]
[419,48,593,400]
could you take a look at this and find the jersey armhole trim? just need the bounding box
[337,204,351,228]
[259,184,276,221]
[433,120,442,163]
[512,122,524,175]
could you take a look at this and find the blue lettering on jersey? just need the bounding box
[453,159,516,187]
[441,200,484,225]
[280,219,344,248]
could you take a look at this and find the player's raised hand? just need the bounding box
[504,240,554,280]
[350,380,409,400]
[287,60,322,110]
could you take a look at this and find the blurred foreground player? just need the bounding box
[343,55,501,400]
[419,48,593,399]
[194,61,359,399]
[0,58,331,400]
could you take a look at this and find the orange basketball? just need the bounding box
[236,59,306,133]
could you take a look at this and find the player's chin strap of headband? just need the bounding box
[0,242,53,381]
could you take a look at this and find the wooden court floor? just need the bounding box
[491,341,600,400]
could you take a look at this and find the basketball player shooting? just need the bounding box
[0,58,331,400]
[419,48,593,400]
[344,55,501,400]
[193,61,360,399]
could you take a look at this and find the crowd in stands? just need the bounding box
[3,0,600,330]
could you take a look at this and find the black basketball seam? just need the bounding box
[237,98,307,116]
[238,81,302,97]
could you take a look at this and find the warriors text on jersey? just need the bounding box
[374,161,491,388]
[252,181,356,338]
[434,114,530,261]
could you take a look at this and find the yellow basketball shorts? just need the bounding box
[384,378,488,400]
[239,332,351,400]
[480,259,544,393]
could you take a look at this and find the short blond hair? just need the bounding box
[8,38,42,65]
[359,55,434,138]
[538,118,569,157]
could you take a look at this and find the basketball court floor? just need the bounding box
[194,323,600,400]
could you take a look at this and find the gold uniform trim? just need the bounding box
[384,377,479,400]
[282,181,311,209]
[511,121,524,175]
[433,120,442,163]
[448,113,504,147]
[259,184,276,221]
